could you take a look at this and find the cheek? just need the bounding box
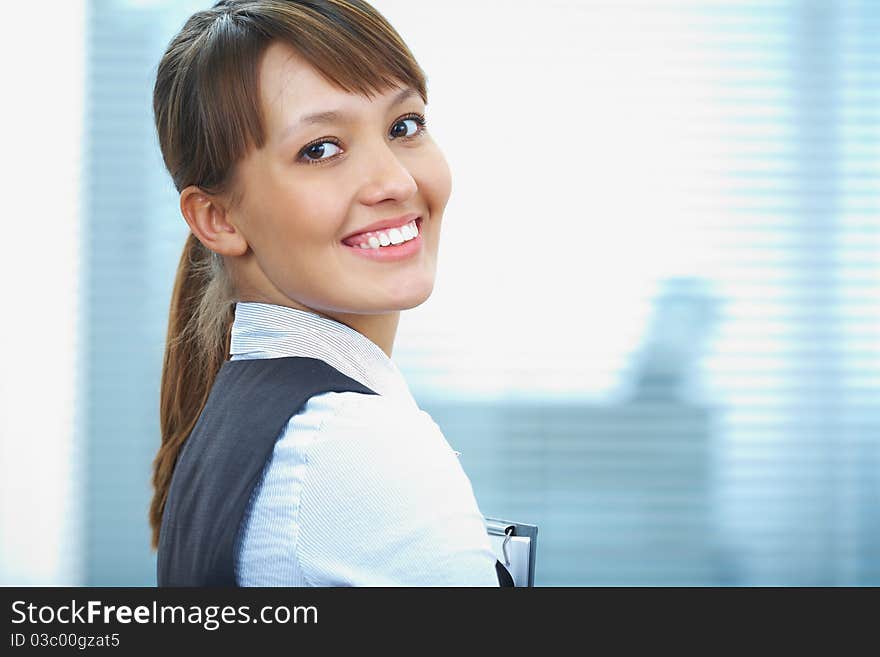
[417,147,452,215]
[268,181,346,244]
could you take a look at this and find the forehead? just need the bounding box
[259,41,398,131]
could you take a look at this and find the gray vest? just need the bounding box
[156,356,514,587]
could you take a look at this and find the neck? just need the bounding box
[230,259,401,358]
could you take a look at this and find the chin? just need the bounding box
[383,275,435,311]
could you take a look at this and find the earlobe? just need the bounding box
[179,185,249,257]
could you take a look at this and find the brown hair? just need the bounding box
[149,0,427,550]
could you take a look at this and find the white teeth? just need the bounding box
[352,220,420,249]
[388,228,404,244]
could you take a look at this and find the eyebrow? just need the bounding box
[278,87,422,143]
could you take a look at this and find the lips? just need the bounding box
[341,225,423,261]
[341,212,421,245]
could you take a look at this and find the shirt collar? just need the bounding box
[229,301,417,408]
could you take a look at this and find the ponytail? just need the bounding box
[149,233,235,550]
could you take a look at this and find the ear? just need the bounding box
[179,185,249,257]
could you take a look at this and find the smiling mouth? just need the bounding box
[341,217,422,249]
[340,217,424,261]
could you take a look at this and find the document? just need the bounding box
[484,516,538,587]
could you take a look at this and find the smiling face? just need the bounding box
[223,40,451,321]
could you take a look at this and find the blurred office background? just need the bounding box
[0,0,877,585]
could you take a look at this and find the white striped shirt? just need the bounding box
[230,302,499,586]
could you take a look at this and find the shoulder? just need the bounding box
[273,388,477,526]
[301,391,461,473]
[296,392,480,535]
[274,390,457,462]
[271,389,469,515]
[290,393,497,586]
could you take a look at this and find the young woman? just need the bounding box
[149,0,511,586]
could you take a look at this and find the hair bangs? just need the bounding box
[184,0,428,195]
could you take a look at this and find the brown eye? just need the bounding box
[390,120,411,138]
[390,113,427,139]
[305,143,325,159]
[298,139,342,164]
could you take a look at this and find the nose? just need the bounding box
[357,139,418,206]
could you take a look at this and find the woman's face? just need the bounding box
[226,41,451,318]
